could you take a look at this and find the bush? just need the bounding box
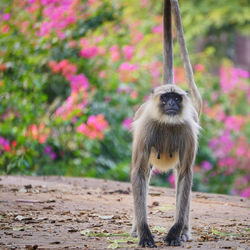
[0,0,249,197]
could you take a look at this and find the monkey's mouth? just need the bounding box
[165,109,178,116]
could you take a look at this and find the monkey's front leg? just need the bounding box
[131,167,156,248]
[164,167,193,246]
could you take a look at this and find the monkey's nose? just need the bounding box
[168,99,175,106]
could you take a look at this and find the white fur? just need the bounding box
[132,85,200,131]
[132,85,201,171]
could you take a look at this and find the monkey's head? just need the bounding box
[149,84,193,124]
[159,92,183,116]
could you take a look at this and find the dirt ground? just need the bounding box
[0,176,249,250]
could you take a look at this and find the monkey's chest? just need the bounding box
[149,147,179,171]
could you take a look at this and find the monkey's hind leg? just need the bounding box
[164,167,193,246]
[131,167,156,248]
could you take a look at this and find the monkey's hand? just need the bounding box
[164,224,182,246]
[139,226,156,248]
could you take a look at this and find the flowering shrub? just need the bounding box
[0,0,249,197]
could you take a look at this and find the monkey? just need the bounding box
[130,0,202,247]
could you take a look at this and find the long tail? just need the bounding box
[163,0,174,85]
[171,0,202,115]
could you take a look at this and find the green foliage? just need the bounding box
[0,0,249,197]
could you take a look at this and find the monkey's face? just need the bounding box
[159,92,183,116]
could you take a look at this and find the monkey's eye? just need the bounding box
[175,96,182,102]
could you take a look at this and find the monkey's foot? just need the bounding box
[180,232,191,242]
[139,227,156,248]
[164,235,181,246]
[131,231,137,238]
[164,224,182,246]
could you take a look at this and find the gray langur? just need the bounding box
[130,0,202,247]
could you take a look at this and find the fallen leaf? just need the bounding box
[149,191,161,196]
[158,204,175,212]
[15,215,32,221]
[107,242,119,249]
[50,241,60,245]
[13,227,25,231]
[152,226,167,233]
[99,215,114,220]
[24,184,32,189]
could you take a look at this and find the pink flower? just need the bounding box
[130,90,138,99]
[105,97,111,103]
[0,137,11,152]
[110,45,120,62]
[241,187,250,198]
[21,21,29,33]
[194,64,205,73]
[201,161,212,171]
[77,114,108,140]
[80,46,99,59]
[141,0,149,7]
[40,21,53,36]
[119,62,138,71]
[131,32,144,44]
[99,70,106,78]
[122,118,133,130]
[219,130,234,153]
[218,157,238,174]
[77,123,88,134]
[220,67,249,93]
[224,115,244,132]
[2,25,9,34]
[168,173,175,188]
[69,74,89,92]
[122,45,135,60]
[152,24,163,34]
[3,13,10,21]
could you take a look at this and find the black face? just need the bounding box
[160,92,183,116]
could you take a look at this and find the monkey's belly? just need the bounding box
[149,148,179,171]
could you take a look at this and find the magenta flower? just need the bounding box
[201,161,212,171]
[50,152,57,160]
[152,24,163,34]
[44,145,52,154]
[110,45,120,62]
[122,118,133,130]
[70,74,89,92]
[122,45,135,60]
[119,62,138,72]
[241,187,250,198]
[80,47,99,59]
[3,13,10,21]
[168,173,175,188]
[220,67,249,93]
[224,115,244,132]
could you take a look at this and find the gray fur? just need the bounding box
[131,0,202,247]
[130,90,199,247]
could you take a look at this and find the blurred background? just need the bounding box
[0,0,249,197]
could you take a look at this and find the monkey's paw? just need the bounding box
[164,225,182,246]
[130,231,137,238]
[139,229,156,248]
[180,232,191,242]
[164,235,181,246]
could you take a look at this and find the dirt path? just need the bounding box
[0,176,249,250]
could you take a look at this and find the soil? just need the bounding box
[0,175,249,250]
